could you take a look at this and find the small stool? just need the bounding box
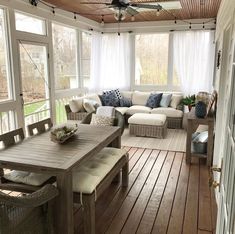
[128,113,167,138]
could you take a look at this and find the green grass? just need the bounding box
[24,101,46,116]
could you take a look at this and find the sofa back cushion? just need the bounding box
[132,92,151,105]
[121,91,133,100]
[170,95,183,109]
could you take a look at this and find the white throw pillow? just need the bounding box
[83,99,98,113]
[86,94,102,106]
[132,91,151,105]
[90,114,114,126]
[69,98,83,112]
[170,95,183,109]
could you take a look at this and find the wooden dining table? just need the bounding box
[0,124,122,234]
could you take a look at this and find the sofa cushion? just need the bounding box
[132,92,151,105]
[83,99,97,113]
[86,94,102,106]
[101,92,120,107]
[121,91,133,100]
[151,107,183,118]
[69,98,84,113]
[115,107,129,115]
[120,97,132,107]
[146,93,163,108]
[160,94,172,107]
[128,113,166,126]
[170,95,183,109]
[126,105,152,115]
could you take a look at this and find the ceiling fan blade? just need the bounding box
[131,1,182,10]
[126,6,139,15]
[131,3,162,10]
[80,2,111,4]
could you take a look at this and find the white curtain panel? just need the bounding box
[173,31,215,95]
[90,32,131,92]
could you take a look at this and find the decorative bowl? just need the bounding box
[50,124,78,144]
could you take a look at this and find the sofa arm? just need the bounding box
[65,104,89,121]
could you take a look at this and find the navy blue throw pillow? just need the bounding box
[119,97,132,107]
[146,93,163,108]
[101,92,120,107]
[103,89,122,100]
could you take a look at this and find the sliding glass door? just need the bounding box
[18,41,50,127]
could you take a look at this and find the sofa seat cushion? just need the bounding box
[128,113,166,126]
[73,147,127,194]
[151,107,183,118]
[115,107,129,115]
[126,105,152,115]
[4,171,52,186]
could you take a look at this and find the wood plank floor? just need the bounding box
[1,147,217,234]
[74,147,217,234]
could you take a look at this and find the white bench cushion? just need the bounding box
[73,147,127,194]
[4,171,52,186]
[115,107,129,115]
[126,105,152,115]
[128,113,166,126]
[151,107,183,118]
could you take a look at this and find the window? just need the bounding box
[135,34,169,86]
[0,9,12,102]
[81,32,91,88]
[52,23,78,90]
[15,12,46,35]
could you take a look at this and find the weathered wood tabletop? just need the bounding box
[0,124,122,234]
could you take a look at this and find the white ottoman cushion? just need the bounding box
[73,147,127,194]
[126,105,152,115]
[128,113,166,126]
[151,107,183,118]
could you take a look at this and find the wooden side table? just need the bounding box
[186,111,214,166]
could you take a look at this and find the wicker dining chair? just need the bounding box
[0,184,58,234]
[27,118,53,136]
[0,128,54,193]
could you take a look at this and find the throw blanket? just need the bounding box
[96,106,115,117]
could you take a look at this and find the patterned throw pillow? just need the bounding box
[103,89,123,100]
[119,97,132,107]
[146,93,163,108]
[90,114,114,126]
[101,92,120,107]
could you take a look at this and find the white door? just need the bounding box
[216,30,235,234]
[18,41,51,129]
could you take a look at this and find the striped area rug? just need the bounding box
[121,128,187,152]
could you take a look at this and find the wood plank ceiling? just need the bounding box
[43,0,222,23]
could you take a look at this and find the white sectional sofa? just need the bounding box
[65,91,184,129]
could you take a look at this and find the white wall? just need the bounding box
[213,0,235,202]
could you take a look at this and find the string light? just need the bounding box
[174,17,177,24]
[52,7,55,16]
[101,15,104,26]
[156,9,160,16]
[131,15,135,22]
[74,12,77,20]
[203,22,205,29]
[189,22,192,29]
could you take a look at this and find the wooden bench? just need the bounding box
[72,147,129,234]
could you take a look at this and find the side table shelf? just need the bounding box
[186,111,214,166]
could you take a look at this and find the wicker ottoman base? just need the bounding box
[129,121,167,138]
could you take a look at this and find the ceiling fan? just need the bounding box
[80,0,182,21]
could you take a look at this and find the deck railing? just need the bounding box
[0,110,16,134]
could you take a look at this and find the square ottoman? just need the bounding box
[128,113,167,138]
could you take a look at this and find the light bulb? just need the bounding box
[101,20,104,26]
[131,15,135,21]
[156,9,160,16]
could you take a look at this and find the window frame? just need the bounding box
[52,21,79,91]
[14,11,47,36]
[132,32,181,92]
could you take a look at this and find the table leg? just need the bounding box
[186,119,193,164]
[55,171,74,234]
[111,135,121,182]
